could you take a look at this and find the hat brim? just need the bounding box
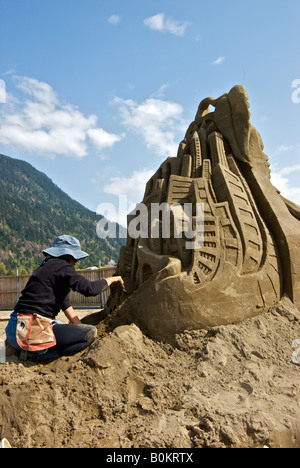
[43,247,89,260]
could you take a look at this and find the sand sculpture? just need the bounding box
[108,85,300,341]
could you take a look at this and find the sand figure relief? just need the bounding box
[108,85,300,342]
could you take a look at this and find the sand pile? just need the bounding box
[0,296,300,448]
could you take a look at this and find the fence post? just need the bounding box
[99,261,105,308]
[16,269,19,302]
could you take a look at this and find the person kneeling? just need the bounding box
[5,235,124,360]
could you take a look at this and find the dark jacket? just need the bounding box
[14,257,108,319]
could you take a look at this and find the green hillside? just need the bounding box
[0,153,125,274]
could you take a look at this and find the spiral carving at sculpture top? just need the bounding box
[107,85,300,342]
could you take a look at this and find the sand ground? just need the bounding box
[1,298,300,448]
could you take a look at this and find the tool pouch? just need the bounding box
[16,313,56,351]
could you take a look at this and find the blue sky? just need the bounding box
[0,0,299,226]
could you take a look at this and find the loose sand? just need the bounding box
[0,297,300,448]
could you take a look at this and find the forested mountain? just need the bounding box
[0,153,125,275]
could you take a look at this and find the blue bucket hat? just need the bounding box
[43,235,89,260]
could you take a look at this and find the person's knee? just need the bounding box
[84,325,97,345]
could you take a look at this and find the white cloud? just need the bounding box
[144,13,188,36]
[87,128,122,151]
[0,79,6,103]
[150,83,171,99]
[270,146,300,205]
[0,75,122,158]
[107,15,121,25]
[16,76,58,108]
[112,95,186,157]
[272,145,295,157]
[212,56,226,65]
[102,168,154,226]
[103,168,154,201]
[279,164,300,176]
[271,169,300,205]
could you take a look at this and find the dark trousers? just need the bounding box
[6,311,97,360]
[52,323,97,356]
